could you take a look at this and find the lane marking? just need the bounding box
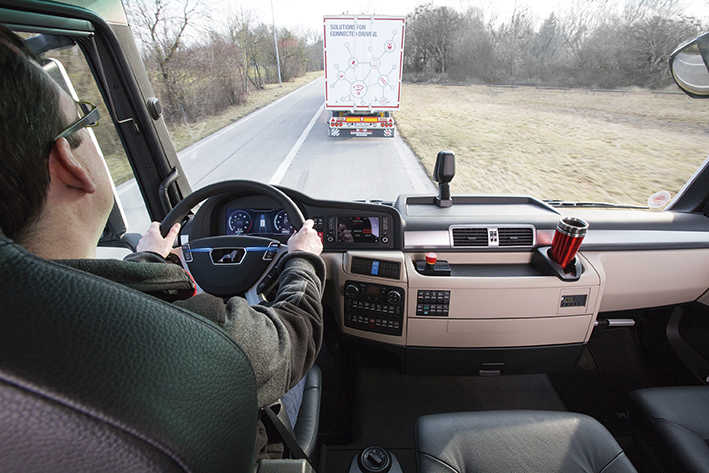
[269,102,325,185]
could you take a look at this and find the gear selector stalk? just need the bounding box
[349,447,403,473]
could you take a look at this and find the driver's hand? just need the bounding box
[136,222,181,258]
[287,219,323,256]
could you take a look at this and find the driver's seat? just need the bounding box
[0,234,259,473]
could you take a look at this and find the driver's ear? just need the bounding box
[48,137,96,194]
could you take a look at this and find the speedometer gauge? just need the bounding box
[273,210,293,234]
[227,210,252,235]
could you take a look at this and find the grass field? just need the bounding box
[395,84,709,206]
[106,71,323,185]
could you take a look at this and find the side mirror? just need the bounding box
[670,32,709,98]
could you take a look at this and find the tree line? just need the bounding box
[404,0,703,89]
[124,0,323,125]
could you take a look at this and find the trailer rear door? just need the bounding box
[323,15,406,112]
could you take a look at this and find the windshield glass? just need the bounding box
[116,0,709,207]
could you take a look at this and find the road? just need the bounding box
[117,77,435,232]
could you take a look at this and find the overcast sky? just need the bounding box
[216,0,709,36]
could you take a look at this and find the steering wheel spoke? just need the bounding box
[245,245,289,305]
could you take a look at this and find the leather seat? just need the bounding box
[416,410,637,473]
[294,364,322,456]
[0,235,258,473]
[630,386,709,473]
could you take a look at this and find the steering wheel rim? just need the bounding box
[159,180,306,298]
[159,180,305,237]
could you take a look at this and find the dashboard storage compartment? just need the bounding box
[404,343,585,375]
[407,316,594,348]
[405,252,601,349]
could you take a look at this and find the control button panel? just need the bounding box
[416,290,451,316]
[344,281,404,336]
[351,257,401,279]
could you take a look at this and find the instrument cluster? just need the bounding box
[225,208,294,236]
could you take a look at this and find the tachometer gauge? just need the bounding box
[273,210,293,234]
[227,210,252,235]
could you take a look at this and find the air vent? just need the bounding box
[451,227,489,247]
[498,227,534,247]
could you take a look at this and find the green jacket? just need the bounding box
[59,250,326,458]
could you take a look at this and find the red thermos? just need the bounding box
[550,217,589,269]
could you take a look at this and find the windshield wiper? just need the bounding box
[544,200,649,209]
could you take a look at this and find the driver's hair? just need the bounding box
[0,25,82,243]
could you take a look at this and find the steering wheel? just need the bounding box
[160,180,305,301]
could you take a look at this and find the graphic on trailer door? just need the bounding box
[324,17,405,109]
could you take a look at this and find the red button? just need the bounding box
[317,231,324,242]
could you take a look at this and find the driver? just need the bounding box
[0,26,324,458]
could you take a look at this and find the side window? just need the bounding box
[40,44,151,235]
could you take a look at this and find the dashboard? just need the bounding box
[178,187,709,376]
[184,188,402,251]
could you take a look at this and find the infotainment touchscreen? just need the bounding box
[337,216,380,243]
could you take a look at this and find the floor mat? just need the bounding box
[321,359,566,472]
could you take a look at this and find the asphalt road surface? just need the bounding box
[117,76,435,233]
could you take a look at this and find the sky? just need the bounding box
[215,0,709,36]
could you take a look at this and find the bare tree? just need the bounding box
[124,0,204,116]
[624,0,683,24]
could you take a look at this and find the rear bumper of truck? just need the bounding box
[328,114,395,137]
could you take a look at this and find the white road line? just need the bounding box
[269,102,325,185]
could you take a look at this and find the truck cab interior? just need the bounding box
[2,2,709,473]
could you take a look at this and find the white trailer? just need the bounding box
[323,15,406,137]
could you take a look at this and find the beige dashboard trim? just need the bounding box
[404,230,449,249]
[583,249,709,312]
[405,252,601,347]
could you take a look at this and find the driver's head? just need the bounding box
[0,26,114,258]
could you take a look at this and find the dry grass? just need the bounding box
[109,71,323,185]
[395,84,709,205]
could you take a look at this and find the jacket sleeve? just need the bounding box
[175,252,325,407]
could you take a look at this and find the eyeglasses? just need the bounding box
[54,100,100,142]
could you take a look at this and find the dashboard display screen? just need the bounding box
[337,216,380,243]
[226,208,293,235]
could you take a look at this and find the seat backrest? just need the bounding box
[0,235,258,473]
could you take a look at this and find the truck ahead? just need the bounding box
[323,15,406,137]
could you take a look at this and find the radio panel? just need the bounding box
[344,280,404,336]
[314,215,394,249]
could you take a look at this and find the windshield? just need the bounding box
[113,0,709,207]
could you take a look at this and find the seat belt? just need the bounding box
[260,405,316,470]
